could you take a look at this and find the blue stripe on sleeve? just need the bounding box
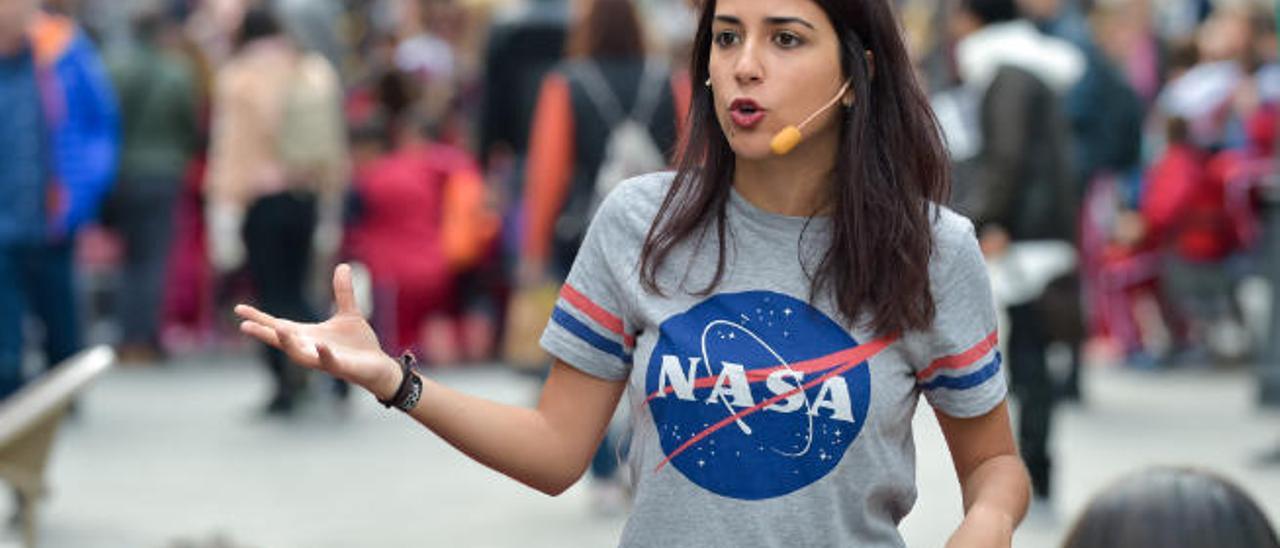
[551,306,632,364]
[919,352,1002,391]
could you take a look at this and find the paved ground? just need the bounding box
[1,353,1278,547]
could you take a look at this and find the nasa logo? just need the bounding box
[644,291,873,500]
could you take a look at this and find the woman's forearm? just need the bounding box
[960,453,1031,525]
[401,363,624,496]
[405,378,585,495]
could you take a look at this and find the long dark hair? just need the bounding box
[638,0,951,335]
[1061,467,1280,548]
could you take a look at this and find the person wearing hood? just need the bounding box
[1022,0,1144,191]
[949,0,1084,501]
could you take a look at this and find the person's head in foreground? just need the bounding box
[1062,467,1280,548]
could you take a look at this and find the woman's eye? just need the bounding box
[714,30,740,47]
[774,31,804,48]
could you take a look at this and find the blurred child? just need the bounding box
[345,71,496,362]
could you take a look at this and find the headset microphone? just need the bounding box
[769,79,853,156]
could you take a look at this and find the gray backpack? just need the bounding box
[570,60,668,211]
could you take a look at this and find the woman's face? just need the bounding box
[707,0,849,160]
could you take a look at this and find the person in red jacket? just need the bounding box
[1141,118,1241,364]
[346,76,495,358]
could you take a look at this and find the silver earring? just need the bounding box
[704,78,712,88]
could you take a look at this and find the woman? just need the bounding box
[207,8,347,415]
[520,0,687,282]
[235,0,1030,544]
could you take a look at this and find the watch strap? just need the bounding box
[379,351,423,412]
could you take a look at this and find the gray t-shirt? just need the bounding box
[541,172,1006,547]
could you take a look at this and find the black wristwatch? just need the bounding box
[378,351,423,412]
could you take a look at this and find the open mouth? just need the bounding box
[729,98,766,129]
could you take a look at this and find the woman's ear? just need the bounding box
[865,50,875,81]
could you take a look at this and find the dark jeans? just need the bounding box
[111,178,180,347]
[0,241,82,399]
[243,191,317,405]
[1007,302,1055,498]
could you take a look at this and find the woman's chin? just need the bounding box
[727,135,775,160]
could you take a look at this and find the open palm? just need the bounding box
[235,264,399,399]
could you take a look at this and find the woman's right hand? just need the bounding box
[235,264,402,400]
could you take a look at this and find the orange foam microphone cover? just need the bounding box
[770,126,803,156]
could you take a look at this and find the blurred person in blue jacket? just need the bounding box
[0,0,120,400]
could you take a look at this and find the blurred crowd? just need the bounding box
[919,0,1280,500]
[0,0,705,518]
[923,0,1280,371]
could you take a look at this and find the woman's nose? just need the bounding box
[733,39,764,86]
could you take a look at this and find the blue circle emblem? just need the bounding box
[644,291,871,500]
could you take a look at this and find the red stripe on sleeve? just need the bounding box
[560,283,635,347]
[916,330,998,382]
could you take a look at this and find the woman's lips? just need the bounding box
[729,98,766,129]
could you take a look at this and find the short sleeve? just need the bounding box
[913,219,1007,418]
[538,187,638,381]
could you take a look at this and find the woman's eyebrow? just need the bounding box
[764,16,816,30]
[713,15,816,31]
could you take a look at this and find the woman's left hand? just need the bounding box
[945,506,1014,548]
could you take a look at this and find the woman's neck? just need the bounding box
[732,133,838,217]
